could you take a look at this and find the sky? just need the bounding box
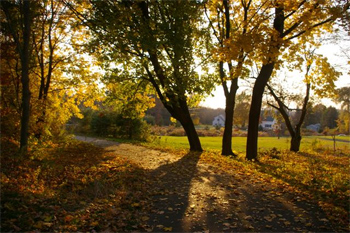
[200,33,350,109]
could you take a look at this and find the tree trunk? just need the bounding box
[290,133,301,152]
[246,6,285,160]
[220,0,239,156]
[176,100,203,152]
[145,53,202,152]
[19,1,32,154]
[246,63,274,160]
[181,119,203,152]
[222,78,238,156]
[291,83,310,152]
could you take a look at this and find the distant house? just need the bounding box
[306,123,321,132]
[213,115,225,127]
[260,116,277,130]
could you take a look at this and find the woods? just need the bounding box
[1,0,350,232]
[1,0,348,157]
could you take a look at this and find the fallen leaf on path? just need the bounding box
[163,227,173,232]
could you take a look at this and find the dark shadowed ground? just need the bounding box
[76,136,336,232]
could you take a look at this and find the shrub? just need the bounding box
[75,109,151,141]
[168,128,185,136]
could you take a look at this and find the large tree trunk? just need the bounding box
[180,116,203,152]
[246,6,284,161]
[19,1,32,154]
[222,78,238,156]
[175,100,203,152]
[137,1,202,152]
[145,67,203,152]
[246,63,274,160]
[290,130,302,152]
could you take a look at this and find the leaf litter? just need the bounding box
[1,136,348,232]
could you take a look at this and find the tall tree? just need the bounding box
[31,0,74,138]
[1,0,33,154]
[1,0,101,148]
[245,0,348,160]
[267,45,340,151]
[71,0,213,151]
[205,0,253,155]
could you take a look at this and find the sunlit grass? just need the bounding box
[147,136,350,154]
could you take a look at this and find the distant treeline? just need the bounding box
[145,97,341,133]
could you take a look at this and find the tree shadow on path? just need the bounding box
[145,153,336,232]
[74,136,338,232]
[146,151,202,232]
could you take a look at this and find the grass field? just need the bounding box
[148,136,350,154]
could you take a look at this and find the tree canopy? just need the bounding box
[1,0,348,155]
[69,0,215,151]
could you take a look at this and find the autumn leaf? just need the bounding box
[90,221,99,227]
[64,215,74,223]
[163,227,173,232]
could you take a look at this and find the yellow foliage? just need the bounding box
[207,0,344,81]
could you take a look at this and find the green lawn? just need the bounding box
[149,136,350,153]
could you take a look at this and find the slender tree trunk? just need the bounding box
[268,81,310,153]
[291,83,310,152]
[222,78,238,156]
[246,63,274,160]
[35,1,56,139]
[19,1,32,154]
[220,0,238,156]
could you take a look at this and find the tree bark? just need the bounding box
[222,78,238,156]
[137,1,203,152]
[246,6,284,161]
[219,0,240,156]
[144,63,203,152]
[246,63,274,160]
[19,1,32,154]
[290,83,310,152]
[176,101,203,152]
[267,81,310,152]
[290,130,302,152]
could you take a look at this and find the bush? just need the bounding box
[119,118,151,141]
[168,128,186,136]
[75,109,151,141]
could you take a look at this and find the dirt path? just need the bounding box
[75,136,335,232]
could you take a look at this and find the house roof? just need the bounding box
[215,114,225,121]
[262,116,274,122]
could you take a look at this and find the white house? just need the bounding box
[213,115,225,127]
[260,116,277,130]
[306,123,321,132]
